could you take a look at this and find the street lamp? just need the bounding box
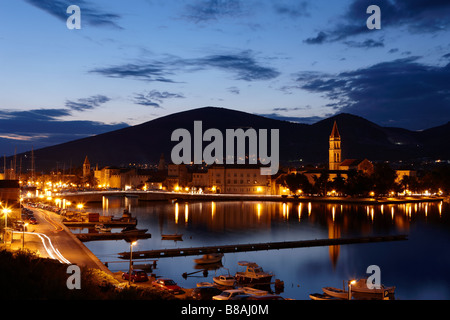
[2,207,11,229]
[348,279,357,300]
[128,241,138,285]
[22,223,28,249]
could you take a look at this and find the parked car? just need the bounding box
[190,286,222,300]
[13,221,27,231]
[121,270,149,283]
[212,289,246,300]
[152,278,182,294]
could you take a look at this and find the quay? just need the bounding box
[56,190,444,204]
[75,232,151,242]
[118,234,408,259]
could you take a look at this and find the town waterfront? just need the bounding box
[81,198,450,300]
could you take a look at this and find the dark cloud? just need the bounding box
[90,51,280,83]
[294,57,450,130]
[184,0,243,22]
[133,90,185,108]
[0,108,128,155]
[344,38,384,48]
[304,31,328,44]
[227,87,240,95]
[272,0,309,18]
[193,52,280,81]
[89,62,177,83]
[23,0,122,29]
[65,95,110,112]
[304,0,450,45]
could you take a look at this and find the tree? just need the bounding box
[283,173,313,195]
[345,171,373,197]
[371,163,398,195]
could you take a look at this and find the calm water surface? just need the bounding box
[80,198,450,300]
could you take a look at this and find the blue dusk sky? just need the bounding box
[1,0,450,155]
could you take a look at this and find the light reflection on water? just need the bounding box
[83,198,450,300]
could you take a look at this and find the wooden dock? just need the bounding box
[118,234,407,259]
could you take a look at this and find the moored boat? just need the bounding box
[194,253,224,265]
[309,293,345,300]
[322,287,349,299]
[350,278,396,295]
[121,226,148,234]
[95,224,112,232]
[242,287,269,296]
[234,261,273,284]
[161,233,183,241]
[213,275,236,287]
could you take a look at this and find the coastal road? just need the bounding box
[21,206,111,273]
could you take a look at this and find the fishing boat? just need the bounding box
[213,275,236,287]
[161,233,183,241]
[350,278,396,295]
[234,261,273,284]
[309,293,345,300]
[194,253,224,265]
[322,287,349,299]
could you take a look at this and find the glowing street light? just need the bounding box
[128,241,138,285]
[22,223,28,249]
[2,207,11,229]
[348,279,357,300]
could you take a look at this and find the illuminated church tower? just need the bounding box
[329,121,341,170]
[83,156,90,178]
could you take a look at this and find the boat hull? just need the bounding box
[235,274,273,284]
[322,287,349,299]
[310,293,344,300]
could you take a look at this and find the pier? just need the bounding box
[118,234,408,259]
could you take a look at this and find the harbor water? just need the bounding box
[80,198,450,300]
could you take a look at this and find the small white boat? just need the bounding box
[194,253,224,265]
[322,287,349,299]
[213,275,236,287]
[235,261,273,284]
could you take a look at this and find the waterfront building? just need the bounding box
[206,164,271,195]
[94,166,155,190]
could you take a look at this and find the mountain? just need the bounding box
[5,107,450,172]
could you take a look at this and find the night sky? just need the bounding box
[1,0,450,155]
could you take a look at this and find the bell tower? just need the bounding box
[329,121,341,170]
[83,156,90,178]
